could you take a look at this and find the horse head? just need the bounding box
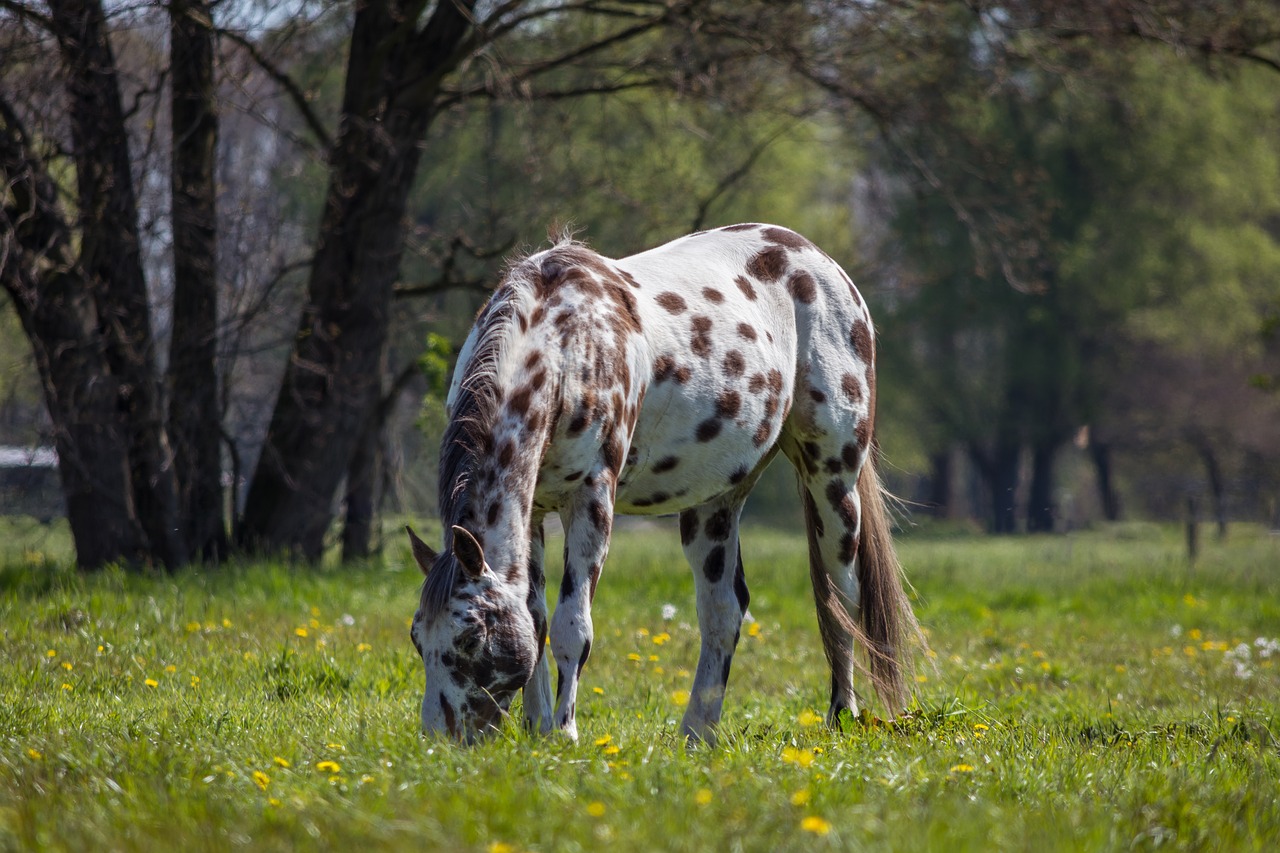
[406,525,539,742]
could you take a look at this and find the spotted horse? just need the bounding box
[406,223,922,744]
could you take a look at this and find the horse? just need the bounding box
[406,223,921,744]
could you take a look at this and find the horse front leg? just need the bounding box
[549,486,614,741]
[522,514,555,733]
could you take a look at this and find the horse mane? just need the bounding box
[421,234,584,615]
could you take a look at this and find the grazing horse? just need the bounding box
[406,223,921,744]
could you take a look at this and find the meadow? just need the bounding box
[1,518,1278,851]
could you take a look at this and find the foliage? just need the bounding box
[2,524,1278,850]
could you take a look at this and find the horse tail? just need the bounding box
[854,449,922,714]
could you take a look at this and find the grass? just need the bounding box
[1,519,1278,851]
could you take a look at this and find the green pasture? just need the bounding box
[1,519,1278,851]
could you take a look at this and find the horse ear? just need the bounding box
[405,525,437,576]
[451,525,487,580]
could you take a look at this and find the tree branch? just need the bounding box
[217,26,333,151]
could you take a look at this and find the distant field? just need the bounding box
[2,520,1278,851]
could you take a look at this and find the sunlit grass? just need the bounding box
[1,522,1278,850]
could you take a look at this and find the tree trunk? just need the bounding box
[969,438,1020,534]
[238,0,477,560]
[1089,440,1121,522]
[48,0,186,568]
[341,413,384,562]
[1026,441,1056,533]
[1190,433,1228,541]
[168,0,227,562]
[927,450,952,518]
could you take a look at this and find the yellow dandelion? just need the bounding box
[357,643,372,653]
[603,745,620,756]
[648,654,659,662]
[781,747,815,768]
[1039,662,1051,672]
[671,689,690,707]
[790,788,811,806]
[694,789,713,806]
[46,649,57,658]
[190,676,201,688]
[61,661,72,671]
[165,665,177,673]
[1115,665,1127,673]
[185,621,201,633]
[144,678,158,688]
[360,774,375,784]
[1188,628,1202,641]
[294,627,308,638]
[488,843,516,853]
[915,674,929,683]
[316,760,341,773]
[222,618,232,629]
[746,622,762,638]
[1183,646,1197,657]
[637,628,650,637]
[627,653,642,662]
[97,645,104,653]
[252,771,270,791]
[326,742,345,751]
[1032,650,1045,659]
[653,666,665,675]
[309,618,320,629]
[268,797,281,808]
[973,723,989,732]
[586,801,606,817]
[273,756,291,768]
[594,735,612,746]
[653,632,671,645]
[950,764,974,774]
[800,816,832,836]
[797,709,823,727]
[310,606,321,617]
[61,683,72,691]
[592,686,604,695]
[27,748,42,760]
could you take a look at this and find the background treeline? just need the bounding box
[2,1,1278,570]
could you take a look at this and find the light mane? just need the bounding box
[421,236,582,614]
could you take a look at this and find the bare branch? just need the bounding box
[690,123,794,232]
[217,26,333,151]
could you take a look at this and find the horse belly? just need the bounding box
[613,376,785,515]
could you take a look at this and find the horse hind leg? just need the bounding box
[677,496,750,746]
[795,472,864,725]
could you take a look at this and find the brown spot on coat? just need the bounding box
[696,418,722,442]
[702,288,724,304]
[679,509,699,545]
[705,509,733,542]
[728,465,749,485]
[734,276,757,301]
[747,373,767,394]
[654,355,675,382]
[691,315,713,357]
[746,247,788,282]
[716,390,742,419]
[841,443,860,468]
[761,226,812,251]
[787,270,817,304]
[702,546,726,583]
[656,292,687,314]
[841,373,862,402]
[753,420,772,446]
[721,223,759,232]
[851,320,874,365]
[737,323,757,341]
[653,456,680,473]
[724,351,746,377]
[589,499,611,534]
[508,386,533,417]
